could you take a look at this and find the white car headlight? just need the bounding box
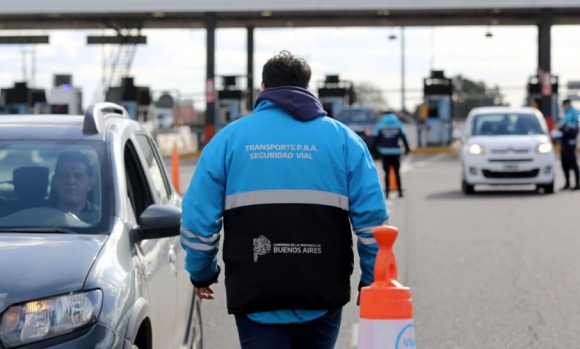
[0,290,102,348]
[468,144,485,155]
[536,142,553,154]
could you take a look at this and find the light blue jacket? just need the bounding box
[181,86,388,324]
[562,105,580,128]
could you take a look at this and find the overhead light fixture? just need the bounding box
[377,10,391,16]
[152,12,165,18]
[0,36,50,44]
[261,11,272,17]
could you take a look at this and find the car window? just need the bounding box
[124,140,153,219]
[472,113,543,136]
[337,110,376,124]
[0,141,108,231]
[135,135,171,205]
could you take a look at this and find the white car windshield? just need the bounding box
[472,113,543,136]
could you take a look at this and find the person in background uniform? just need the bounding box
[370,111,411,198]
[559,99,580,190]
[180,50,388,349]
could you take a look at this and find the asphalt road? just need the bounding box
[168,151,580,349]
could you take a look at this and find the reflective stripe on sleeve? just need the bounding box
[354,221,390,233]
[358,236,377,245]
[180,226,220,243]
[180,236,218,251]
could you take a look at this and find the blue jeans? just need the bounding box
[234,308,342,349]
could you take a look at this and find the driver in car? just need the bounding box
[51,151,99,223]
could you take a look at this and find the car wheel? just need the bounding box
[190,298,204,349]
[462,179,475,194]
[538,181,554,194]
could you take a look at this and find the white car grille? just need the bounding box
[489,147,531,154]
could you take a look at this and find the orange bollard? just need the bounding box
[358,225,416,349]
[389,167,399,191]
[171,142,180,193]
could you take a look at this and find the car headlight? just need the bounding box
[536,142,553,154]
[468,144,485,155]
[0,290,102,348]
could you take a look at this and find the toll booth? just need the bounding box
[317,75,356,118]
[217,75,243,128]
[0,82,47,114]
[154,92,175,130]
[105,77,152,123]
[526,74,559,124]
[419,70,453,146]
[47,74,83,114]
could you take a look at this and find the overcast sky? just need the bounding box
[0,25,579,113]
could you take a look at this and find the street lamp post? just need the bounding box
[400,26,406,113]
[389,27,406,113]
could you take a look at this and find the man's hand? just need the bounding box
[195,279,218,300]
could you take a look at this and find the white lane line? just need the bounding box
[351,323,359,347]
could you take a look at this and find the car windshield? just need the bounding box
[0,141,110,233]
[471,113,543,136]
[337,109,376,124]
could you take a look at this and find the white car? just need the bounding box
[459,106,555,194]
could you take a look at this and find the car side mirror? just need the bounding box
[133,204,182,240]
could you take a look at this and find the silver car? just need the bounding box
[0,103,202,348]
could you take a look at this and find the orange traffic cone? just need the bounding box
[171,142,180,193]
[389,167,398,191]
[358,225,416,349]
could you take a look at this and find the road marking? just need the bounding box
[351,323,359,347]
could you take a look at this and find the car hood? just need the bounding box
[467,134,551,151]
[0,233,108,312]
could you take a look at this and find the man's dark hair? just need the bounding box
[56,151,92,176]
[261,50,312,89]
[563,99,571,105]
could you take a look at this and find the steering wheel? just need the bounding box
[0,207,90,227]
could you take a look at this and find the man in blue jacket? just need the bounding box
[370,112,411,198]
[559,99,580,190]
[180,50,388,349]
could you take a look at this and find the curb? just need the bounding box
[411,146,458,155]
[411,140,460,155]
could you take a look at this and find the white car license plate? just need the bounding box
[503,163,519,171]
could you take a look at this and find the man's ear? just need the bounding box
[261,83,267,90]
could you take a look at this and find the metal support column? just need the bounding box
[247,27,255,111]
[401,26,406,113]
[204,13,216,144]
[538,9,553,128]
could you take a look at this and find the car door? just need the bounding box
[134,134,194,347]
[125,136,179,348]
[137,135,194,348]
